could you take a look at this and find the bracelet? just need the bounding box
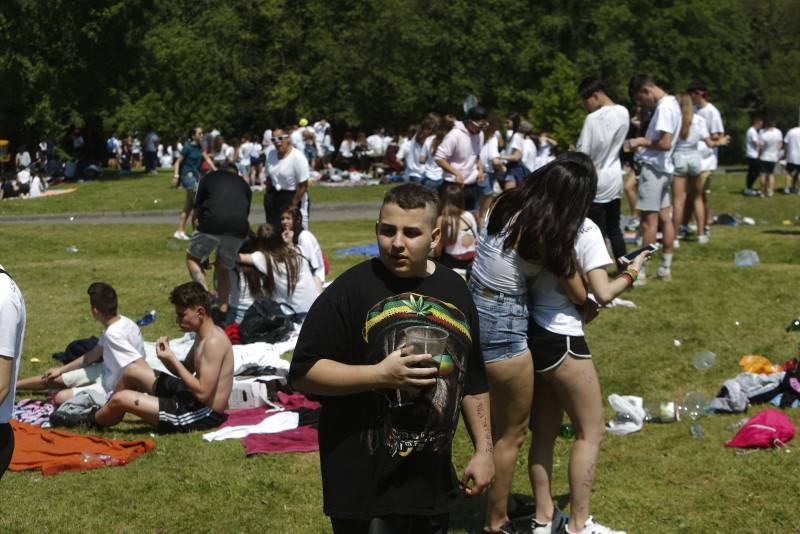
[616,272,633,285]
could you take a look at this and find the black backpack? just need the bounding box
[238,298,296,344]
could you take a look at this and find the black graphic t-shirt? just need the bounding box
[289,259,488,519]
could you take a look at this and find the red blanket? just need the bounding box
[9,420,156,476]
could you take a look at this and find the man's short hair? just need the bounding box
[467,106,489,121]
[687,80,709,98]
[628,74,655,99]
[169,281,211,311]
[87,282,118,317]
[381,183,439,226]
[578,77,607,100]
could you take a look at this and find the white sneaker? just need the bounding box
[698,235,709,244]
[632,273,647,287]
[656,266,672,281]
[672,239,680,249]
[532,508,569,534]
[566,516,626,534]
[173,231,190,241]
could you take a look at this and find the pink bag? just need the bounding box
[725,408,796,449]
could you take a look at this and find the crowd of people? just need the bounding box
[2,71,798,534]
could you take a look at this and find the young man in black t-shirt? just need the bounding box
[185,162,252,318]
[289,183,494,534]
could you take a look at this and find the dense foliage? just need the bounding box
[1,0,798,162]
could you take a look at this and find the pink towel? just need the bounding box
[244,425,318,455]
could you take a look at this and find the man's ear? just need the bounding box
[430,225,442,250]
[374,220,380,237]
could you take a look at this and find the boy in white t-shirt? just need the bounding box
[627,74,682,282]
[0,265,25,479]
[782,125,800,194]
[757,119,783,197]
[576,78,630,269]
[16,283,145,406]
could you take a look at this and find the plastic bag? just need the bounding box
[725,408,796,449]
[740,355,782,374]
[606,394,646,436]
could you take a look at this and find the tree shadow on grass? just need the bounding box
[761,229,800,236]
[449,492,570,532]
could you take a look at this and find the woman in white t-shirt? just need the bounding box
[672,94,730,244]
[471,154,593,534]
[237,224,322,319]
[280,207,326,283]
[433,184,478,275]
[526,159,650,534]
[758,118,784,197]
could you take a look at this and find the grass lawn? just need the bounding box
[0,169,392,216]
[2,172,800,532]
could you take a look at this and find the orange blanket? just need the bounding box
[9,420,156,476]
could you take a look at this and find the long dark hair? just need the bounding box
[239,231,266,298]
[282,206,304,245]
[486,152,597,277]
[254,224,301,297]
[438,184,465,247]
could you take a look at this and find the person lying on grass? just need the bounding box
[91,282,233,433]
[17,282,144,406]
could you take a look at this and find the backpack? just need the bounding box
[106,138,115,153]
[238,298,296,344]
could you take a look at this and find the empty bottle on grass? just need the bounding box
[786,319,800,332]
[559,423,574,438]
[136,310,157,327]
[644,402,679,423]
[81,452,117,465]
[734,250,760,267]
[693,351,717,370]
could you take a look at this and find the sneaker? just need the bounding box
[698,235,709,244]
[532,508,569,534]
[624,216,640,231]
[172,230,190,240]
[687,223,698,234]
[704,225,711,237]
[632,273,647,287]
[677,225,688,240]
[656,266,672,281]
[566,516,626,534]
[672,239,680,249]
[484,520,517,534]
[743,188,759,197]
[783,187,791,194]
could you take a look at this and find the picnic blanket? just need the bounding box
[12,399,56,428]
[9,420,155,476]
[335,243,379,257]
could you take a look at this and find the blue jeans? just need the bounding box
[467,277,529,363]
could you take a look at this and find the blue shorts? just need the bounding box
[468,277,529,364]
[476,172,494,197]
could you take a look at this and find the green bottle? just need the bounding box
[786,319,800,332]
[559,423,574,439]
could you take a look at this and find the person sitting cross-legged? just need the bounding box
[92,282,233,433]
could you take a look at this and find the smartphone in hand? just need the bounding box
[619,243,660,265]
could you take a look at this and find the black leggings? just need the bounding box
[0,423,14,480]
[746,157,760,189]
[587,199,626,269]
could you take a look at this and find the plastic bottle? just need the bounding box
[693,351,717,370]
[136,310,157,327]
[66,245,79,253]
[644,401,679,423]
[786,319,800,332]
[81,452,116,465]
[690,423,704,440]
[678,392,712,421]
[734,250,760,267]
[559,423,574,438]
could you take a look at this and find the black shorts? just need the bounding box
[528,320,591,373]
[787,163,799,174]
[0,423,14,481]
[154,372,227,433]
[760,160,776,174]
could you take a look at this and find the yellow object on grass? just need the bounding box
[739,355,782,374]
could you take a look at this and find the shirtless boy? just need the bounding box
[93,282,233,433]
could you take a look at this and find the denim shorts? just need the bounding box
[476,172,494,197]
[672,151,702,177]
[468,277,529,364]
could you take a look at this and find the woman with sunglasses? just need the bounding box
[264,128,310,230]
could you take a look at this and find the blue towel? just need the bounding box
[335,243,380,257]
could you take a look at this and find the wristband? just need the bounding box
[616,272,633,285]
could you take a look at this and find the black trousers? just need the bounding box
[263,188,297,228]
[0,423,14,480]
[143,150,158,173]
[746,157,760,189]
[331,513,449,534]
[587,199,626,269]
